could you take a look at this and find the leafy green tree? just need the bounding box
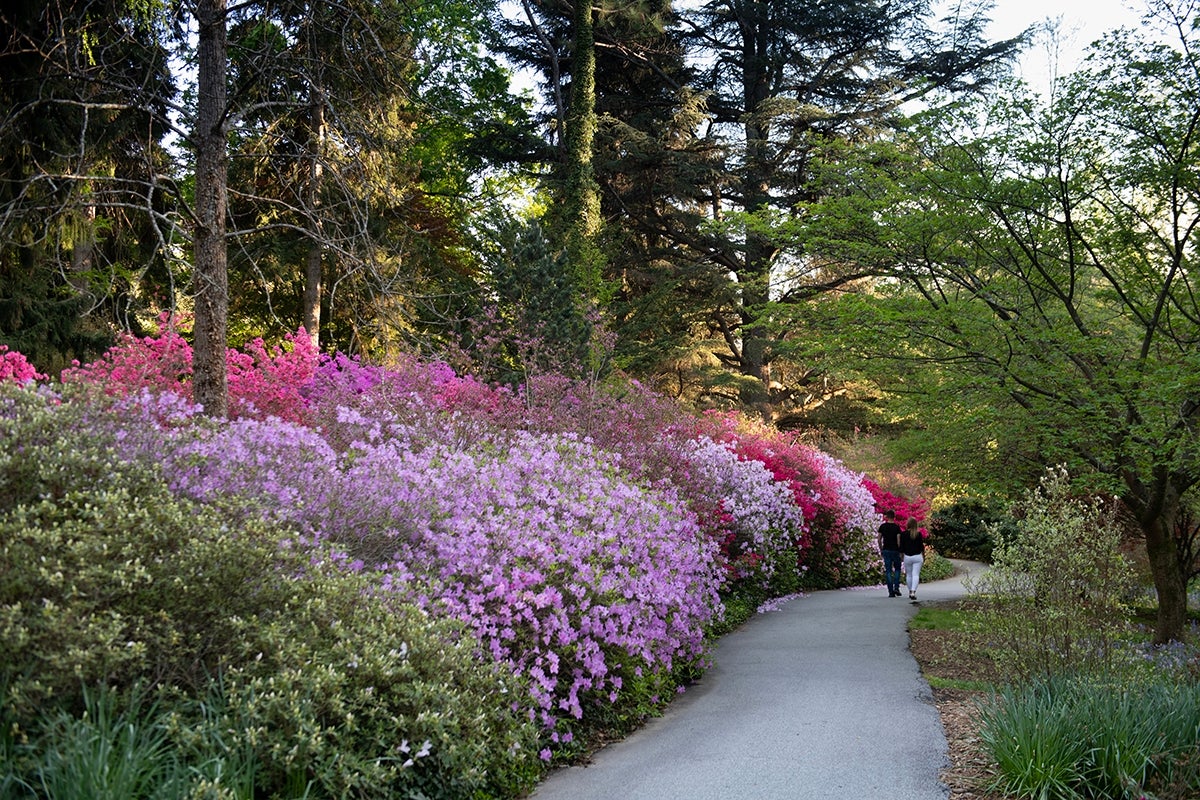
[222,0,525,357]
[967,467,1136,679]
[807,1,1200,642]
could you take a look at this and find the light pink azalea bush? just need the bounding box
[328,431,719,738]
[805,449,884,586]
[680,436,807,586]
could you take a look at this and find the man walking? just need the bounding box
[877,510,903,598]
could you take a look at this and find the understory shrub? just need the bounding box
[916,549,955,582]
[929,496,1018,561]
[964,466,1137,680]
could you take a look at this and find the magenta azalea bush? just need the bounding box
[0,345,45,384]
[4,327,932,763]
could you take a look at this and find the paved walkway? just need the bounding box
[529,560,984,800]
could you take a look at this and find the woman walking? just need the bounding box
[901,518,926,602]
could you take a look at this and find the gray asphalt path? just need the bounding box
[529,560,985,800]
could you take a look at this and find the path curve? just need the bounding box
[528,560,986,800]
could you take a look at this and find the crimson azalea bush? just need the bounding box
[61,318,320,423]
[862,476,930,530]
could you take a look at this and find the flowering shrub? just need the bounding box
[224,331,319,422]
[62,319,319,423]
[681,436,806,586]
[805,449,885,587]
[862,476,929,531]
[0,345,45,384]
[80,388,720,743]
[709,415,885,588]
[20,328,935,766]
[61,323,193,397]
[321,431,720,737]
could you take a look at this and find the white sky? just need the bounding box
[983,0,1153,86]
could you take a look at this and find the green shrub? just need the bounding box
[0,388,541,798]
[204,567,541,799]
[929,497,1018,562]
[964,467,1137,680]
[920,549,955,582]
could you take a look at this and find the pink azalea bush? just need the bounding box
[0,346,46,384]
[805,449,884,586]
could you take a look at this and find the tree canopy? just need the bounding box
[799,0,1200,642]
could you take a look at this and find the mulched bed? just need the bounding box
[908,601,1010,800]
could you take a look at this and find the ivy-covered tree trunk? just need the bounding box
[562,0,603,296]
[193,0,230,417]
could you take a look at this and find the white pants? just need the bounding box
[903,554,924,595]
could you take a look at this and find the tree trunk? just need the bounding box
[302,94,325,347]
[193,0,229,417]
[1143,511,1189,646]
[1127,476,1189,644]
[563,0,602,294]
[735,23,777,406]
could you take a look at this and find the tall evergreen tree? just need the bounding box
[668,0,1025,407]
[0,0,176,373]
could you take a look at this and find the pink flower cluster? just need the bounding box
[61,317,319,423]
[0,346,46,384]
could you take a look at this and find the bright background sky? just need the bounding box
[984,0,1152,86]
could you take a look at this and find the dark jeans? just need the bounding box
[882,549,903,596]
